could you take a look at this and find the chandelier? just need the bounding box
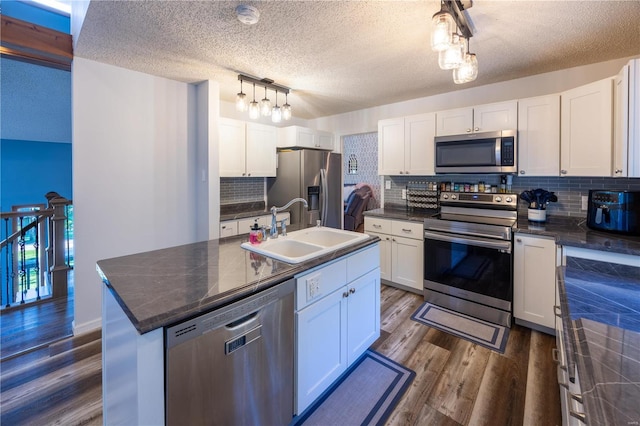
[430,0,478,84]
[235,74,292,123]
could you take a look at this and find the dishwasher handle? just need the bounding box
[225,325,262,355]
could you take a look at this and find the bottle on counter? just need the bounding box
[478,181,485,193]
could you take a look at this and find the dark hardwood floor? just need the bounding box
[0,284,561,425]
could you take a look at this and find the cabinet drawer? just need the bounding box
[391,220,423,240]
[238,215,269,234]
[296,259,347,310]
[219,221,238,237]
[347,245,380,282]
[364,217,391,234]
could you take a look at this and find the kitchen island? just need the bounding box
[97,230,380,425]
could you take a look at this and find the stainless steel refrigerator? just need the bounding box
[267,149,342,229]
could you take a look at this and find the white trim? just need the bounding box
[72,316,101,336]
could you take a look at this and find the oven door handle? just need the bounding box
[424,230,512,253]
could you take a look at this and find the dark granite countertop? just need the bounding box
[557,257,640,425]
[364,205,439,222]
[97,232,379,334]
[515,215,640,256]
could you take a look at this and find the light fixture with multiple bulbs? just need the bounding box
[431,0,478,84]
[235,74,291,122]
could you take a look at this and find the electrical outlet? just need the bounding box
[581,195,588,210]
[401,189,407,200]
[306,276,320,301]
[385,180,391,190]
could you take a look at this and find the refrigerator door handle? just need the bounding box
[320,168,328,226]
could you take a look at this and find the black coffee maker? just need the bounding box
[586,190,640,235]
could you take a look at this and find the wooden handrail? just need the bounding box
[0,211,52,251]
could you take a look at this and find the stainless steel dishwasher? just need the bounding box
[165,279,295,425]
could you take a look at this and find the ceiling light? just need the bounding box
[282,93,292,121]
[271,91,282,123]
[248,83,260,120]
[236,5,260,25]
[430,2,455,52]
[260,86,272,116]
[237,75,291,121]
[235,80,248,112]
[431,1,478,83]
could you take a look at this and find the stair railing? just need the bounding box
[0,193,72,309]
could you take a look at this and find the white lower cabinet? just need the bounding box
[295,245,380,415]
[364,217,423,293]
[513,233,557,332]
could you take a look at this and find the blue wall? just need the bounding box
[1,139,72,209]
[0,0,70,33]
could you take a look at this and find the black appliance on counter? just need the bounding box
[423,192,518,327]
[586,190,640,236]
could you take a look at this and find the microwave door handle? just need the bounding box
[495,138,501,166]
[424,230,512,253]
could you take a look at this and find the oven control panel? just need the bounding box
[439,192,518,209]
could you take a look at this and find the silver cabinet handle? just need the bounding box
[343,291,349,298]
[402,228,412,233]
[405,171,409,174]
[551,348,567,371]
[615,169,623,174]
[554,305,562,317]
[561,170,567,175]
[349,288,355,294]
[385,237,390,240]
[516,238,522,243]
[373,224,382,228]
[466,128,472,133]
[570,393,583,404]
[520,170,525,175]
[569,410,586,423]
[399,171,404,174]
[474,127,479,131]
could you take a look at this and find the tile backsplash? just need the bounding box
[220,177,264,205]
[384,175,640,217]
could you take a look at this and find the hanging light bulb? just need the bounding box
[271,90,282,123]
[248,83,260,119]
[235,79,248,112]
[439,33,465,70]
[282,93,292,120]
[453,38,478,84]
[430,2,455,52]
[260,86,271,116]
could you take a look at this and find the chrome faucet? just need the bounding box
[270,197,308,239]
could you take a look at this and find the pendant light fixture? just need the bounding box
[248,83,260,120]
[260,86,272,116]
[282,93,292,121]
[271,91,282,123]
[430,1,478,84]
[453,38,478,84]
[235,79,248,112]
[430,1,455,52]
[236,74,292,121]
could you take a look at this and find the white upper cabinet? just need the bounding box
[614,59,640,178]
[560,77,613,177]
[517,95,561,176]
[219,118,277,177]
[436,101,518,136]
[277,126,334,151]
[378,112,436,175]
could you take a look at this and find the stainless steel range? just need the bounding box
[423,192,518,327]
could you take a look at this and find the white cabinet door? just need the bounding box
[246,122,277,177]
[436,107,473,136]
[391,235,424,291]
[513,234,556,330]
[473,101,518,133]
[378,117,406,175]
[405,113,436,175]
[346,268,381,365]
[219,118,246,177]
[367,232,392,282]
[614,63,630,177]
[517,95,560,176]
[277,126,316,149]
[296,288,347,414]
[560,78,613,176]
[219,221,238,238]
[316,130,335,151]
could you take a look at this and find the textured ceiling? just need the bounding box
[74,1,640,119]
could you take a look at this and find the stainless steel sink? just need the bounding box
[240,226,369,264]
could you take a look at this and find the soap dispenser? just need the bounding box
[249,220,264,245]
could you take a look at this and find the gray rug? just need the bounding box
[292,350,415,426]
[411,302,509,353]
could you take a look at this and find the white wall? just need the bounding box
[72,58,201,334]
[311,56,637,136]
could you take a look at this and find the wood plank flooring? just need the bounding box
[0,284,561,425]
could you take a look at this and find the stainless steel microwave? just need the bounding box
[434,130,517,174]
